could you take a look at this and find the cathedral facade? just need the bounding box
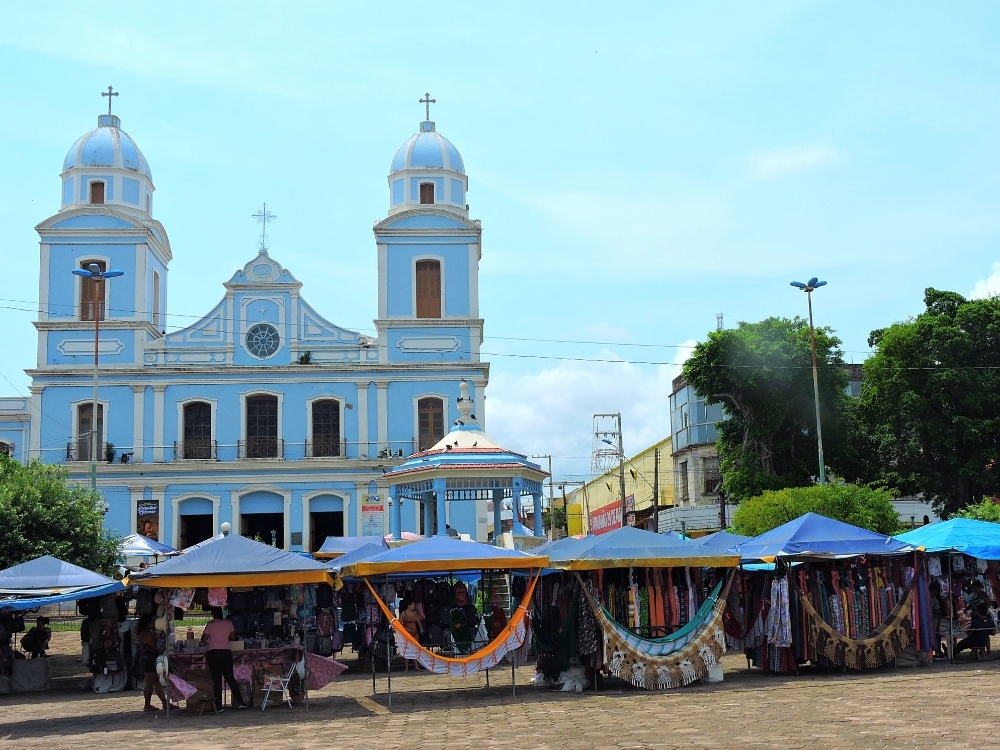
[0,101,490,550]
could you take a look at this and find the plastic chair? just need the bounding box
[260,664,295,710]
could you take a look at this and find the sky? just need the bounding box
[1,2,999,484]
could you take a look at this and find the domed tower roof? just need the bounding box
[63,114,153,181]
[385,95,469,218]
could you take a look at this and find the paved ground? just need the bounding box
[1,631,998,749]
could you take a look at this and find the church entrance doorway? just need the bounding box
[241,512,285,548]
[310,511,344,552]
[180,514,214,550]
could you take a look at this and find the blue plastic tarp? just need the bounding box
[326,543,390,574]
[120,534,179,557]
[693,530,751,553]
[896,518,1000,560]
[315,535,389,559]
[735,513,917,562]
[0,580,125,613]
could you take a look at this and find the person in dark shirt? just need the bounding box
[20,616,51,658]
[953,602,995,659]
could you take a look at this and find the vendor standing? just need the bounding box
[136,614,174,712]
[200,607,248,711]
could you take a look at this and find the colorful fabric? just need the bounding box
[304,652,347,690]
[207,587,228,607]
[363,574,538,677]
[766,577,792,647]
[167,673,198,702]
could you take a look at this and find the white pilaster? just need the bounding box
[131,385,145,462]
[376,380,389,449]
[28,386,42,461]
[152,385,166,462]
[355,381,370,457]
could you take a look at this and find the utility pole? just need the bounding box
[617,418,626,525]
[652,448,659,532]
[560,483,569,537]
[790,277,828,484]
[532,454,554,537]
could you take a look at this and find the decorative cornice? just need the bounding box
[34,320,160,336]
[374,318,484,330]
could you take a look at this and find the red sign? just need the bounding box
[589,500,622,536]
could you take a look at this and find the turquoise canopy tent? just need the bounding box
[896,518,1000,560]
[735,513,917,563]
[546,526,739,570]
[0,556,124,612]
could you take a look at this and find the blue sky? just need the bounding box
[1,2,998,482]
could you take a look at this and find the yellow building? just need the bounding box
[566,436,674,535]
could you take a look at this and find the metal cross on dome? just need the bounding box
[101,85,119,115]
[419,92,436,121]
[252,203,277,252]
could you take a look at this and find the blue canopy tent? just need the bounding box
[735,513,917,563]
[338,536,548,577]
[120,534,180,558]
[0,556,124,612]
[546,525,739,570]
[692,530,751,554]
[128,533,334,587]
[896,518,1000,560]
[314,535,389,560]
[325,543,389,575]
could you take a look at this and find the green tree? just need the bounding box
[682,316,853,503]
[854,289,1000,517]
[731,484,901,537]
[0,456,121,574]
[953,499,1000,524]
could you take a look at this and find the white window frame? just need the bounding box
[305,395,344,458]
[302,490,351,551]
[70,398,111,460]
[411,254,446,318]
[175,397,217,461]
[239,390,283,458]
[413,392,449,451]
[170,492,221,550]
[75,254,112,322]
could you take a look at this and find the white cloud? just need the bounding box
[749,143,840,180]
[970,262,1000,299]
[485,341,698,482]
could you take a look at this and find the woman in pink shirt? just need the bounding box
[200,607,248,711]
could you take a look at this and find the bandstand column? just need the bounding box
[532,492,544,537]
[492,487,503,544]
[511,482,528,536]
[423,491,434,537]
[433,478,447,536]
[390,490,402,541]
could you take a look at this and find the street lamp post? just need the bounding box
[71,263,124,492]
[790,277,828,485]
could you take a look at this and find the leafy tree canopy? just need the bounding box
[731,484,901,537]
[854,289,1000,517]
[682,316,853,502]
[953,498,1000,524]
[0,456,121,575]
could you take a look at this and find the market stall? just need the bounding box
[896,518,1000,660]
[128,533,345,712]
[540,525,741,690]
[0,556,127,693]
[120,534,180,561]
[337,536,548,698]
[730,513,929,674]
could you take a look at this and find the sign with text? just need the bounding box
[589,500,622,536]
[361,495,385,537]
[136,500,160,542]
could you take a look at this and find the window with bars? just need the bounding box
[418,397,444,451]
[311,399,341,457]
[246,395,278,458]
[79,260,106,321]
[419,182,434,204]
[89,181,105,204]
[415,260,441,318]
[77,403,104,462]
[183,402,213,459]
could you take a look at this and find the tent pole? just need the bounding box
[949,554,954,664]
[386,575,392,707]
[511,653,516,697]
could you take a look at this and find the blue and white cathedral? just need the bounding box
[0,97,503,550]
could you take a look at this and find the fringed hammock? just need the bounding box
[797,584,914,670]
[363,573,538,676]
[576,571,734,690]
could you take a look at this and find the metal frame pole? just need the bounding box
[91,283,100,491]
[806,290,826,485]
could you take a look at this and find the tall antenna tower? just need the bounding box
[591,413,623,476]
[716,312,724,331]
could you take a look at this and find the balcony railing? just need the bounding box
[304,437,347,458]
[237,437,284,460]
[66,438,103,463]
[702,472,722,495]
[174,439,218,460]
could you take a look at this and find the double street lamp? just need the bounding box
[71,263,124,491]
[790,277,827,485]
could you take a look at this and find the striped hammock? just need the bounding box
[363,573,537,677]
[577,571,734,690]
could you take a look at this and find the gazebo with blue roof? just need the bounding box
[383,381,549,543]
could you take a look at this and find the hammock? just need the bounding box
[577,571,734,690]
[797,584,914,670]
[363,573,538,676]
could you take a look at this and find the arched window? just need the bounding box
[182,402,213,459]
[311,399,341,457]
[245,395,278,458]
[419,182,434,204]
[77,403,104,462]
[79,260,106,321]
[415,260,441,318]
[89,181,105,204]
[418,397,444,451]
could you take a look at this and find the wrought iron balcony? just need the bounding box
[174,439,218,460]
[237,437,284,460]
